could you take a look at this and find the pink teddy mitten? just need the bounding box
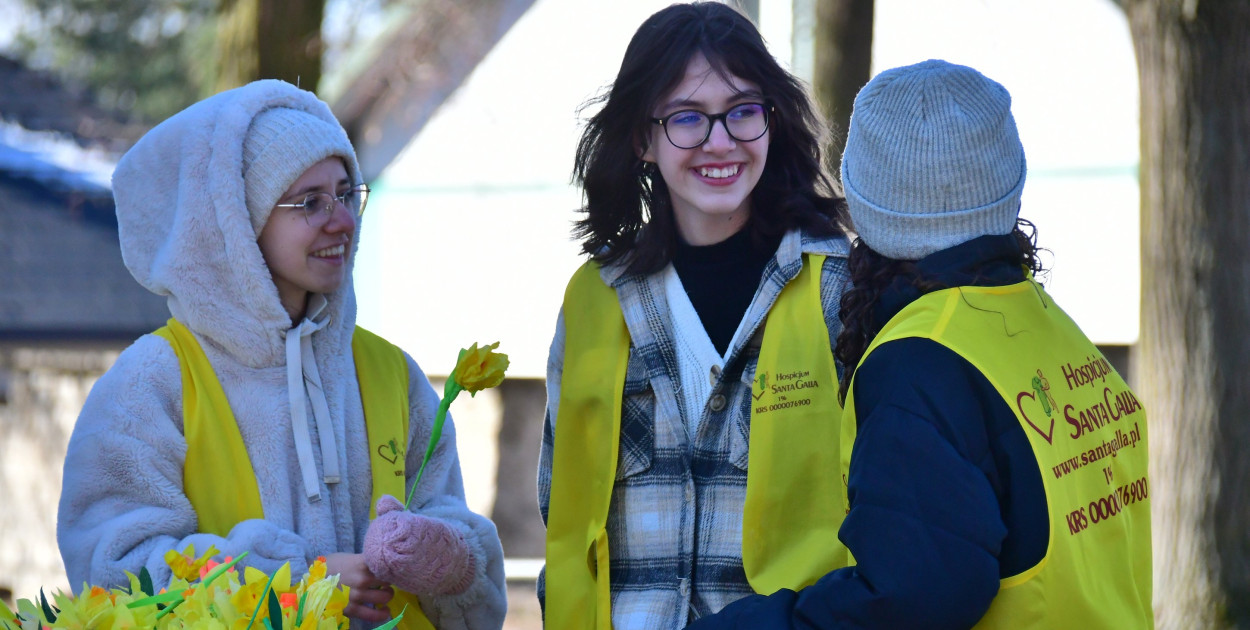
[364,495,477,596]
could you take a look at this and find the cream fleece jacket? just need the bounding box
[55,80,506,629]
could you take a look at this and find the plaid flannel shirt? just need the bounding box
[538,229,851,629]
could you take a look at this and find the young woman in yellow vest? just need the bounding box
[538,4,855,628]
[685,60,1152,629]
[56,80,506,629]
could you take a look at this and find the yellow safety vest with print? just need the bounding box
[841,280,1152,629]
[154,319,435,630]
[545,256,850,630]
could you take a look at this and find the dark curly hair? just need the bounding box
[835,220,1046,403]
[572,2,846,276]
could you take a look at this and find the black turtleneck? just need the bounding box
[672,228,778,356]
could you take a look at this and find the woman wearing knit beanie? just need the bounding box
[686,60,1151,629]
[56,80,506,629]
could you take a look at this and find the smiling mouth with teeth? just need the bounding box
[312,244,346,258]
[699,164,740,179]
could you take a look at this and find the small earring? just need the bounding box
[639,160,657,176]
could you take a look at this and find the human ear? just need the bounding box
[639,140,655,164]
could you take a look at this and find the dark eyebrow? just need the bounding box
[661,88,766,112]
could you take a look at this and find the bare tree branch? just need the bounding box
[327,0,536,181]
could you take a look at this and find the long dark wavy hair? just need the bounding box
[572,2,846,276]
[835,219,1046,402]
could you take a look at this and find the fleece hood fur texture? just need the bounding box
[114,79,363,367]
[59,81,508,628]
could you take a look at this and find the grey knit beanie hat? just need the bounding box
[840,59,1026,260]
[242,106,356,235]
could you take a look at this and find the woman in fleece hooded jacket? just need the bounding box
[56,80,507,629]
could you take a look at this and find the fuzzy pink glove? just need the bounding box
[363,495,477,596]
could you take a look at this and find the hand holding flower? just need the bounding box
[325,552,393,623]
[364,495,476,596]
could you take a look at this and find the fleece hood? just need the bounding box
[113,80,363,368]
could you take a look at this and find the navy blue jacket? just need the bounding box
[684,235,1048,630]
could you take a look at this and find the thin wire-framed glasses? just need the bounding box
[274,184,370,227]
[652,102,772,149]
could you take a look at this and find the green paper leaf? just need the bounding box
[202,552,247,587]
[0,598,17,622]
[295,591,307,627]
[154,598,184,620]
[16,600,40,622]
[267,588,283,630]
[370,604,407,630]
[37,589,56,623]
[139,567,155,597]
[127,590,185,608]
[143,554,251,620]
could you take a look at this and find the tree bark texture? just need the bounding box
[1120,1,1250,627]
[812,0,873,175]
[216,0,323,92]
[489,378,548,558]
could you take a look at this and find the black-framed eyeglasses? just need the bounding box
[274,184,370,227]
[652,102,772,149]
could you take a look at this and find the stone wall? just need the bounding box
[0,344,120,604]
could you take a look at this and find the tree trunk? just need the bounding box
[490,378,548,558]
[811,0,873,175]
[1119,2,1250,627]
[216,0,323,92]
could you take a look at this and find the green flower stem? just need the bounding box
[150,552,250,621]
[128,552,249,617]
[202,552,248,587]
[244,569,278,630]
[404,378,463,510]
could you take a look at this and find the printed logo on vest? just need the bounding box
[377,438,404,465]
[753,369,821,416]
[1016,371,1057,444]
[1031,369,1057,417]
[1063,386,1143,441]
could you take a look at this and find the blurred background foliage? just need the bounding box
[14,0,219,122]
[10,0,393,124]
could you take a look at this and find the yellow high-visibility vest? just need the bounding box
[842,280,1152,629]
[154,319,434,630]
[545,256,849,629]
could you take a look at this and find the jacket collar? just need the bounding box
[874,234,1027,329]
[598,228,849,288]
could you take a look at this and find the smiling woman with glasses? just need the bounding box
[539,3,853,630]
[56,80,507,630]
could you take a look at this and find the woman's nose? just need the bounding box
[324,199,357,232]
[702,119,736,152]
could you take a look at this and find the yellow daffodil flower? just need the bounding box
[405,342,509,509]
[165,544,219,582]
[451,342,509,394]
[3,547,350,630]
